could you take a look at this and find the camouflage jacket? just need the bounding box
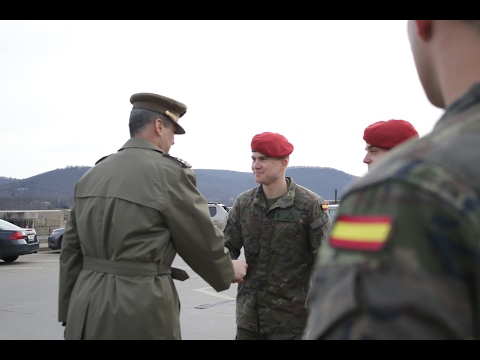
[224,177,331,339]
[304,83,480,340]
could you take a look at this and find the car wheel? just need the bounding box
[2,255,19,263]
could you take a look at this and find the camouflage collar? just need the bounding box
[253,177,296,209]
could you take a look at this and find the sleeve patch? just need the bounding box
[311,212,330,229]
[329,215,393,251]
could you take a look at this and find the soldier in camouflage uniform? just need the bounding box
[224,132,331,340]
[362,119,418,172]
[304,20,480,340]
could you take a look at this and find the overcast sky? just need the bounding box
[1,20,444,180]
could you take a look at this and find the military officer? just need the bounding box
[58,92,248,340]
[304,20,480,340]
[224,132,331,340]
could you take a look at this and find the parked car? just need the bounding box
[208,202,229,231]
[0,219,39,263]
[48,227,65,250]
[327,203,340,222]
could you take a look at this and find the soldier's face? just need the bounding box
[251,152,285,185]
[363,144,389,171]
[407,20,444,108]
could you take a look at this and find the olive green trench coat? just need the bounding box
[58,138,234,339]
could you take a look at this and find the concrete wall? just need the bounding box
[0,210,71,236]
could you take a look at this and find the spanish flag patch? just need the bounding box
[329,215,393,251]
[322,204,328,211]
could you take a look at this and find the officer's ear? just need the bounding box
[154,118,163,136]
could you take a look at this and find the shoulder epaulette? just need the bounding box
[163,153,192,168]
[95,154,112,165]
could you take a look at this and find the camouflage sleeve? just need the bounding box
[304,178,480,340]
[223,198,244,260]
[308,199,331,261]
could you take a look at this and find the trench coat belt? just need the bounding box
[83,256,189,281]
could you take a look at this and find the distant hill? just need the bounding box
[0,166,358,210]
[0,177,16,184]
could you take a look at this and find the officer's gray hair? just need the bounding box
[129,108,173,137]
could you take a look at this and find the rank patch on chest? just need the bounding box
[329,215,393,251]
[274,209,300,221]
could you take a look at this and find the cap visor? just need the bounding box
[175,124,185,134]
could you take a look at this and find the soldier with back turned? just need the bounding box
[304,20,480,340]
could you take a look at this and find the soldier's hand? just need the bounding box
[231,259,248,283]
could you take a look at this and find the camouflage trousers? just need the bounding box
[235,327,303,340]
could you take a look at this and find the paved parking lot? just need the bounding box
[0,249,241,340]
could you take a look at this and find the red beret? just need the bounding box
[363,119,419,149]
[251,132,294,157]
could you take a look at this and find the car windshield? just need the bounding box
[0,219,22,230]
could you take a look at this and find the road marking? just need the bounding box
[0,267,43,270]
[193,287,235,300]
[195,299,235,309]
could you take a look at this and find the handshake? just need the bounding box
[231,259,248,283]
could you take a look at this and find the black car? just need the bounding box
[48,227,65,250]
[0,219,39,263]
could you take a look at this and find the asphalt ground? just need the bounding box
[38,236,49,251]
[24,236,240,340]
